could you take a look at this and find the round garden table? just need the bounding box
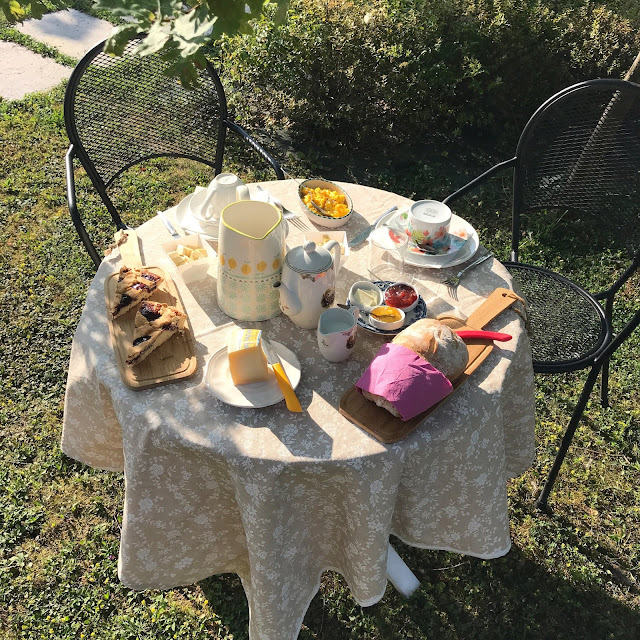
[62,180,535,640]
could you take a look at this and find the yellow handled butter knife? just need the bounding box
[263,340,302,412]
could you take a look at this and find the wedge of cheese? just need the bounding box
[227,328,270,385]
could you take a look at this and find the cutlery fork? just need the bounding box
[287,215,312,232]
[444,252,493,299]
[255,185,311,231]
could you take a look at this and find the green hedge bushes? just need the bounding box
[216,0,639,152]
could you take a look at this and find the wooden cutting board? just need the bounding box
[104,266,197,390]
[339,288,522,443]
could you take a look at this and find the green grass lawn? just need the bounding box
[1,81,639,640]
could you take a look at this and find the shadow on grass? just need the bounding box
[199,573,250,639]
[199,540,640,640]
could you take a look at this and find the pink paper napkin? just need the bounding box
[355,343,453,421]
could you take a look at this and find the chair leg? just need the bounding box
[535,364,603,511]
[600,358,610,408]
[599,293,615,408]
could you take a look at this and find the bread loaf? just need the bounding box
[361,388,404,418]
[357,320,469,420]
[392,319,468,380]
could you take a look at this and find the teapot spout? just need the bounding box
[274,281,302,317]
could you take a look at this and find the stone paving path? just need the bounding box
[0,9,114,101]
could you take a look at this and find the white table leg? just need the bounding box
[386,543,421,597]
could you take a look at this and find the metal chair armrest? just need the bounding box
[443,157,516,205]
[593,252,640,301]
[225,120,285,180]
[66,145,101,269]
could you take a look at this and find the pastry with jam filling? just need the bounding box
[126,301,186,366]
[111,266,164,318]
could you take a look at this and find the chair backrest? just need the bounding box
[512,79,640,260]
[64,37,228,228]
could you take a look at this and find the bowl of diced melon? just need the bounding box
[297,179,353,228]
[161,234,217,284]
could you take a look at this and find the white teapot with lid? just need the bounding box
[274,240,341,329]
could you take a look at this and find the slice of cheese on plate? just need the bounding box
[227,328,270,385]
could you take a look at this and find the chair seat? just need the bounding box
[504,262,610,373]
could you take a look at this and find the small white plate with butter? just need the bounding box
[205,341,301,408]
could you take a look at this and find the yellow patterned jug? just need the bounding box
[217,200,285,321]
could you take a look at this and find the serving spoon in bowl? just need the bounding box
[283,169,332,215]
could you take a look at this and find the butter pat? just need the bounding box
[161,233,216,284]
[353,288,379,307]
[168,245,207,268]
[191,248,207,260]
[227,328,270,385]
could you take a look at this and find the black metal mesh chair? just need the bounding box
[64,37,284,268]
[443,79,640,510]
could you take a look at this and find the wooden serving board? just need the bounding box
[104,266,197,390]
[339,288,521,443]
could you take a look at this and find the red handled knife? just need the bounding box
[455,330,512,342]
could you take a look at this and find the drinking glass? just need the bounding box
[368,225,409,282]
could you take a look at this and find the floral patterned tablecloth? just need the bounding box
[62,180,535,640]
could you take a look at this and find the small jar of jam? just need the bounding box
[384,282,419,311]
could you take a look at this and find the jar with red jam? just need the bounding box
[384,282,419,312]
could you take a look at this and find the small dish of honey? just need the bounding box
[367,305,405,331]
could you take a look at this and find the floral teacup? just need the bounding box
[407,200,452,250]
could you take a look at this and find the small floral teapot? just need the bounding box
[274,240,341,329]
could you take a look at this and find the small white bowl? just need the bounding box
[383,281,420,313]
[298,179,353,228]
[348,280,383,312]
[368,305,405,331]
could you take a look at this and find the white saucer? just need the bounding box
[173,186,288,242]
[348,281,428,335]
[175,187,219,240]
[204,340,301,408]
[376,208,479,269]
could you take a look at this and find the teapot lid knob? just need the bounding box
[285,240,333,273]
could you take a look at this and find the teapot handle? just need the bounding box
[324,240,341,274]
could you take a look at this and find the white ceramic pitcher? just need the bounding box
[217,200,285,321]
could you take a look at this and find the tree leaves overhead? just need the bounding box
[96,0,287,87]
[0,0,66,22]
[0,0,288,86]
[4,0,25,20]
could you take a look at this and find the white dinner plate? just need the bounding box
[204,340,301,408]
[376,208,479,269]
